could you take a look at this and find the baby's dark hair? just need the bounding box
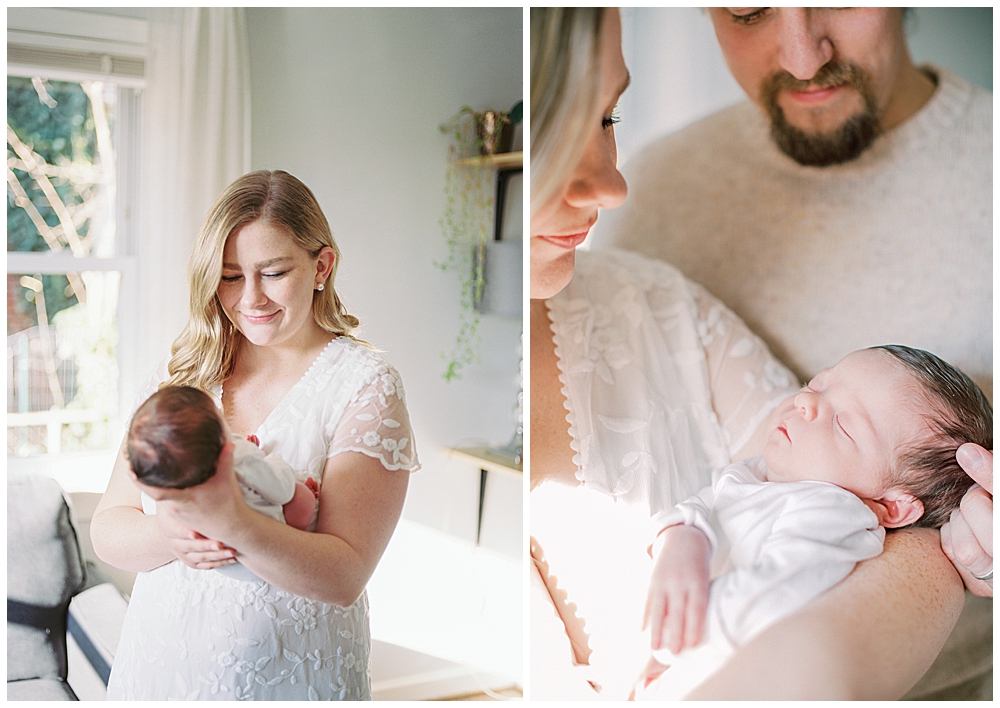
[126,386,225,489]
[873,345,992,528]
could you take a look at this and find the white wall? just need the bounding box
[246,7,524,546]
[245,8,524,682]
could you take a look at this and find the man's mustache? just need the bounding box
[761,62,871,101]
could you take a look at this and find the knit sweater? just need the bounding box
[594,65,992,402]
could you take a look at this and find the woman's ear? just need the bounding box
[316,246,336,283]
[867,488,924,528]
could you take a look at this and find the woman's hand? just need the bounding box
[644,525,712,655]
[137,443,248,566]
[940,443,993,597]
[154,509,237,570]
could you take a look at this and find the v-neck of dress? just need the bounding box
[218,337,340,436]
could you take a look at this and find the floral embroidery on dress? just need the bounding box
[331,352,419,471]
[549,249,730,513]
[687,279,799,459]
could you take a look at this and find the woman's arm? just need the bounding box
[150,446,409,607]
[686,528,965,700]
[91,441,180,572]
[91,441,238,573]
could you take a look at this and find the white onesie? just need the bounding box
[642,456,885,699]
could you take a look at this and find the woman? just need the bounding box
[529,7,986,700]
[92,170,418,700]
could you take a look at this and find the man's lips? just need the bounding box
[537,231,590,250]
[784,83,846,104]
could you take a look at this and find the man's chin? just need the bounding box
[770,109,881,167]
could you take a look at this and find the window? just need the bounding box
[7,8,145,489]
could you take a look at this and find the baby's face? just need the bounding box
[762,350,929,498]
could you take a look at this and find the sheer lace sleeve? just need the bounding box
[327,363,420,472]
[687,281,800,460]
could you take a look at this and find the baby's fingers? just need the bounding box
[684,589,708,650]
[644,589,668,650]
[666,595,686,655]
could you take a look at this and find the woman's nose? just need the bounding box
[795,390,818,422]
[776,8,835,81]
[564,131,628,211]
[240,278,268,308]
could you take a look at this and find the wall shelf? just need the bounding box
[444,445,521,548]
[445,445,522,475]
[455,151,522,170]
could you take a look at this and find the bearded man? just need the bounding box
[594,8,991,700]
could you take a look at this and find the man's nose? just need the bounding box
[776,8,835,81]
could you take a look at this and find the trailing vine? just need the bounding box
[436,107,509,381]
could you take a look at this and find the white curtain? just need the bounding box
[135,8,250,395]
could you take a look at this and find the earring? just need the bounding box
[316,284,325,291]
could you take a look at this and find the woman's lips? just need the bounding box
[242,311,279,324]
[537,231,590,250]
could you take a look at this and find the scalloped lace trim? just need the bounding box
[546,298,585,481]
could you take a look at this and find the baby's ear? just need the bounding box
[868,488,924,528]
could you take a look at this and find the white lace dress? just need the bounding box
[107,337,420,701]
[531,248,800,699]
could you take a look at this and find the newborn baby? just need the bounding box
[639,345,992,699]
[126,386,319,579]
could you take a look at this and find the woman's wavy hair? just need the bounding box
[530,7,605,216]
[166,170,364,391]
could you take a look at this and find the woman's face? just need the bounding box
[530,8,630,300]
[217,220,333,350]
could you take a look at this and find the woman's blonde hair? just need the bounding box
[166,170,363,391]
[530,7,606,215]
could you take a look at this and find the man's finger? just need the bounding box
[944,508,992,576]
[957,444,993,494]
[960,487,993,557]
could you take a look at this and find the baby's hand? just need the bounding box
[644,524,712,655]
[305,477,320,498]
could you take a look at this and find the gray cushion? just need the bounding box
[7,473,87,683]
[7,678,78,701]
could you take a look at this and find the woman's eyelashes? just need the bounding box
[729,8,769,26]
[220,271,288,283]
[602,104,621,130]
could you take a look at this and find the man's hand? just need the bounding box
[940,443,992,597]
[644,525,713,655]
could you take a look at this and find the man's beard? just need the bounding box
[761,62,881,167]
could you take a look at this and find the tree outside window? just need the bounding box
[7,76,123,457]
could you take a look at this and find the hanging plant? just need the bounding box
[436,106,510,381]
